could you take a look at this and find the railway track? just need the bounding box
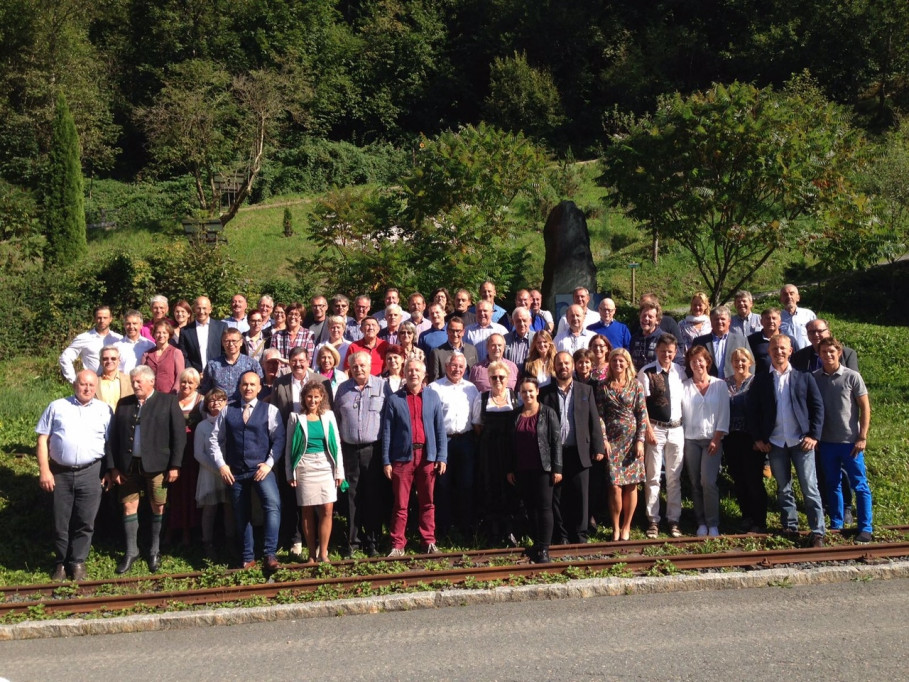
[2,528,908,620]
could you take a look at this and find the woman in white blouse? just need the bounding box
[681,345,730,537]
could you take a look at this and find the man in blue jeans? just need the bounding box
[747,334,826,546]
[210,372,286,571]
[813,337,873,543]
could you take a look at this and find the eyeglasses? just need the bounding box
[224,339,241,345]
[102,357,119,362]
[490,375,507,381]
[807,328,829,335]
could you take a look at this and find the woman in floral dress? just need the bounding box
[596,348,647,541]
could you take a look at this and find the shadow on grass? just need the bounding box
[787,260,909,326]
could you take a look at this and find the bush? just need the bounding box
[252,136,406,200]
[84,177,196,232]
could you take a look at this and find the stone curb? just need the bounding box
[2,560,908,641]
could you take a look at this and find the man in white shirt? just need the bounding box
[113,310,155,373]
[36,370,113,581]
[59,305,123,382]
[555,286,600,335]
[427,354,479,536]
[554,304,597,353]
[223,294,250,333]
[637,334,687,538]
[779,284,816,351]
[465,300,508,361]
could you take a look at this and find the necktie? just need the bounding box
[242,403,251,424]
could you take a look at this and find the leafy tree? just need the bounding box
[139,59,307,225]
[0,0,119,184]
[484,51,565,141]
[42,92,87,267]
[600,77,866,305]
[300,123,550,296]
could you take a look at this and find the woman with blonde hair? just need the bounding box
[595,348,647,541]
[678,292,711,352]
[285,380,345,564]
[522,330,555,388]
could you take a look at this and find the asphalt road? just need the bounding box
[3,578,907,681]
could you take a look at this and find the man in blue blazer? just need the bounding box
[382,358,448,555]
[177,296,229,373]
[747,334,826,545]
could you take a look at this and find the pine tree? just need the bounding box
[43,91,87,266]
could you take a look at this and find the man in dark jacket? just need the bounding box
[540,352,606,544]
[106,365,186,574]
[747,334,826,546]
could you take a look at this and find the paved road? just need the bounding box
[3,578,907,681]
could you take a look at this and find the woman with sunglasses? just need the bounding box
[471,360,521,546]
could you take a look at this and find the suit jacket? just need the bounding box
[539,381,605,468]
[382,387,448,465]
[106,391,187,473]
[427,342,479,383]
[178,319,229,372]
[267,370,322,427]
[791,345,858,373]
[746,365,824,444]
[689,331,751,378]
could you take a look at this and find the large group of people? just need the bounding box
[37,282,874,581]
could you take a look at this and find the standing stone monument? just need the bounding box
[541,200,598,315]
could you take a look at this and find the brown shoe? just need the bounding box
[264,555,280,572]
[241,559,258,570]
[51,563,67,582]
[71,562,87,581]
[811,533,825,548]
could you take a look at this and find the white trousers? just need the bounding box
[644,425,685,524]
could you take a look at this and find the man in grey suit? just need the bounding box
[427,317,478,383]
[689,305,750,379]
[177,296,228,373]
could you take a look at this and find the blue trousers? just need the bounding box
[230,471,281,563]
[768,444,825,535]
[818,442,873,533]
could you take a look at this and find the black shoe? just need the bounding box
[843,507,855,527]
[51,563,67,582]
[116,554,139,574]
[855,531,872,544]
[147,553,162,573]
[810,533,825,548]
[535,548,551,564]
[71,562,87,581]
[341,545,354,560]
[366,545,379,558]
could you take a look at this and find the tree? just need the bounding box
[484,51,565,142]
[139,59,307,225]
[42,91,86,266]
[600,77,866,304]
[282,206,294,237]
[300,123,551,296]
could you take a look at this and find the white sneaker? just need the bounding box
[708,527,720,537]
[290,542,303,558]
[387,547,405,557]
[696,525,708,537]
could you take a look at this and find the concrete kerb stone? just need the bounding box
[2,560,908,641]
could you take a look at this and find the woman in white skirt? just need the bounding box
[194,389,234,561]
[285,381,345,564]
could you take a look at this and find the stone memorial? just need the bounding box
[541,200,598,315]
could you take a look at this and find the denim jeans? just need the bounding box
[818,442,873,533]
[768,444,825,535]
[230,470,281,563]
